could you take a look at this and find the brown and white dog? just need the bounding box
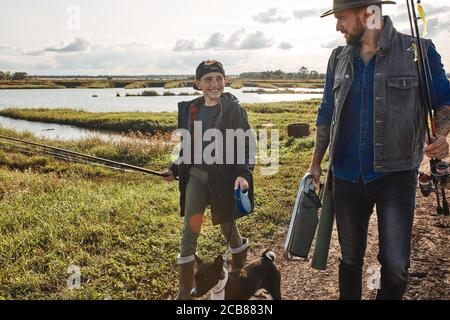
[191,250,281,300]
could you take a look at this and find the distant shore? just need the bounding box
[0,99,320,135]
[0,78,325,90]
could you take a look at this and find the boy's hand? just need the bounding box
[308,163,322,184]
[424,135,449,160]
[162,170,175,181]
[234,176,249,191]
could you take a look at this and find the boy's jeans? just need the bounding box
[333,170,417,300]
[180,167,243,258]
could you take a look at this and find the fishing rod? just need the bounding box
[406,0,433,142]
[407,0,450,216]
[0,134,173,178]
[0,140,139,173]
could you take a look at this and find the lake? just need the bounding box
[0,87,323,112]
[0,115,128,141]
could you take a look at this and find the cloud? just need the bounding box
[173,29,274,51]
[0,45,13,51]
[278,42,294,50]
[252,8,290,24]
[391,3,450,38]
[23,36,93,56]
[2,38,246,75]
[173,39,198,51]
[49,44,253,75]
[0,59,26,70]
[321,38,344,49]
[226,28,246,48]
[44,36,92,53]
[293,8,322,20]
[240,31,274,49]
[0,45,22,55]
[426,17,450,38]
[204,32,227,49]
[24,50,45,56]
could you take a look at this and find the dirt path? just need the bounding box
[192,151,450,300]
[249,188,450,300]
[193,188,449,300]
[253,149,450,300]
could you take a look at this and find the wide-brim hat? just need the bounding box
[320,0,396,18]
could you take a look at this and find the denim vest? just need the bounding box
[329,16,431,173]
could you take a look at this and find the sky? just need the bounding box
[0,0,449,75]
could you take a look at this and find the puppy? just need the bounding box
[191,250,281,300]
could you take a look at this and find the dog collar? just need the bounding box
[210,268,228,300]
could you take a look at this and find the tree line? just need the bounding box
[0,71,28,80]
[239,67,326,80]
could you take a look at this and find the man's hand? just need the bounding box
[308,163,322,184]
[308,124,329,185]
[424,135,449,160]
[162,169,175,181]
[234,176,249,191]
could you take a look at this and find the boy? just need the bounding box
[165,60,256,300]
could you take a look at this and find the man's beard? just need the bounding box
[346,21,365,46]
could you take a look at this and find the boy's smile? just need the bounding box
[195,72,226,106]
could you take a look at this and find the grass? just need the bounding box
[178,92,201,96]
[0,79,324,90]
[241,80,324,89]
[125,90,160,97]
[230,81,244,89]
[243,89,323,94]
[0,100,319,138]
[123,81,167,89]
[0,80,66,89]
[0,79,167,90]
[164,81,193,89]
[0,100,325,299]
[0,166,181,299]
[0,108,178,134]
[141,90,160,97]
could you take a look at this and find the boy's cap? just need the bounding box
[193,60,226,90]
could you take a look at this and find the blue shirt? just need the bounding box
[317,42,450,184]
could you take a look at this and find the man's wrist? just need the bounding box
[309,161,322,168]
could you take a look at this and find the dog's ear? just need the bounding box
[195,254,203,266]
[213,255,224,268]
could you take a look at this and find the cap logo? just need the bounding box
[204,59,222,67]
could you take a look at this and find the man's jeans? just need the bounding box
[333,170,417,300]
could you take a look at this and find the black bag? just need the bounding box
[283,173,322,260]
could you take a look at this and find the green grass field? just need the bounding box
[0,100,324,299]
[0,100,320,139]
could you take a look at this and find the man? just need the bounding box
[309,0,450,299]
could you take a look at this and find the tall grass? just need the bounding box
[0,99,320,299]
[0,109,178,134]
[0,101,320,139]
